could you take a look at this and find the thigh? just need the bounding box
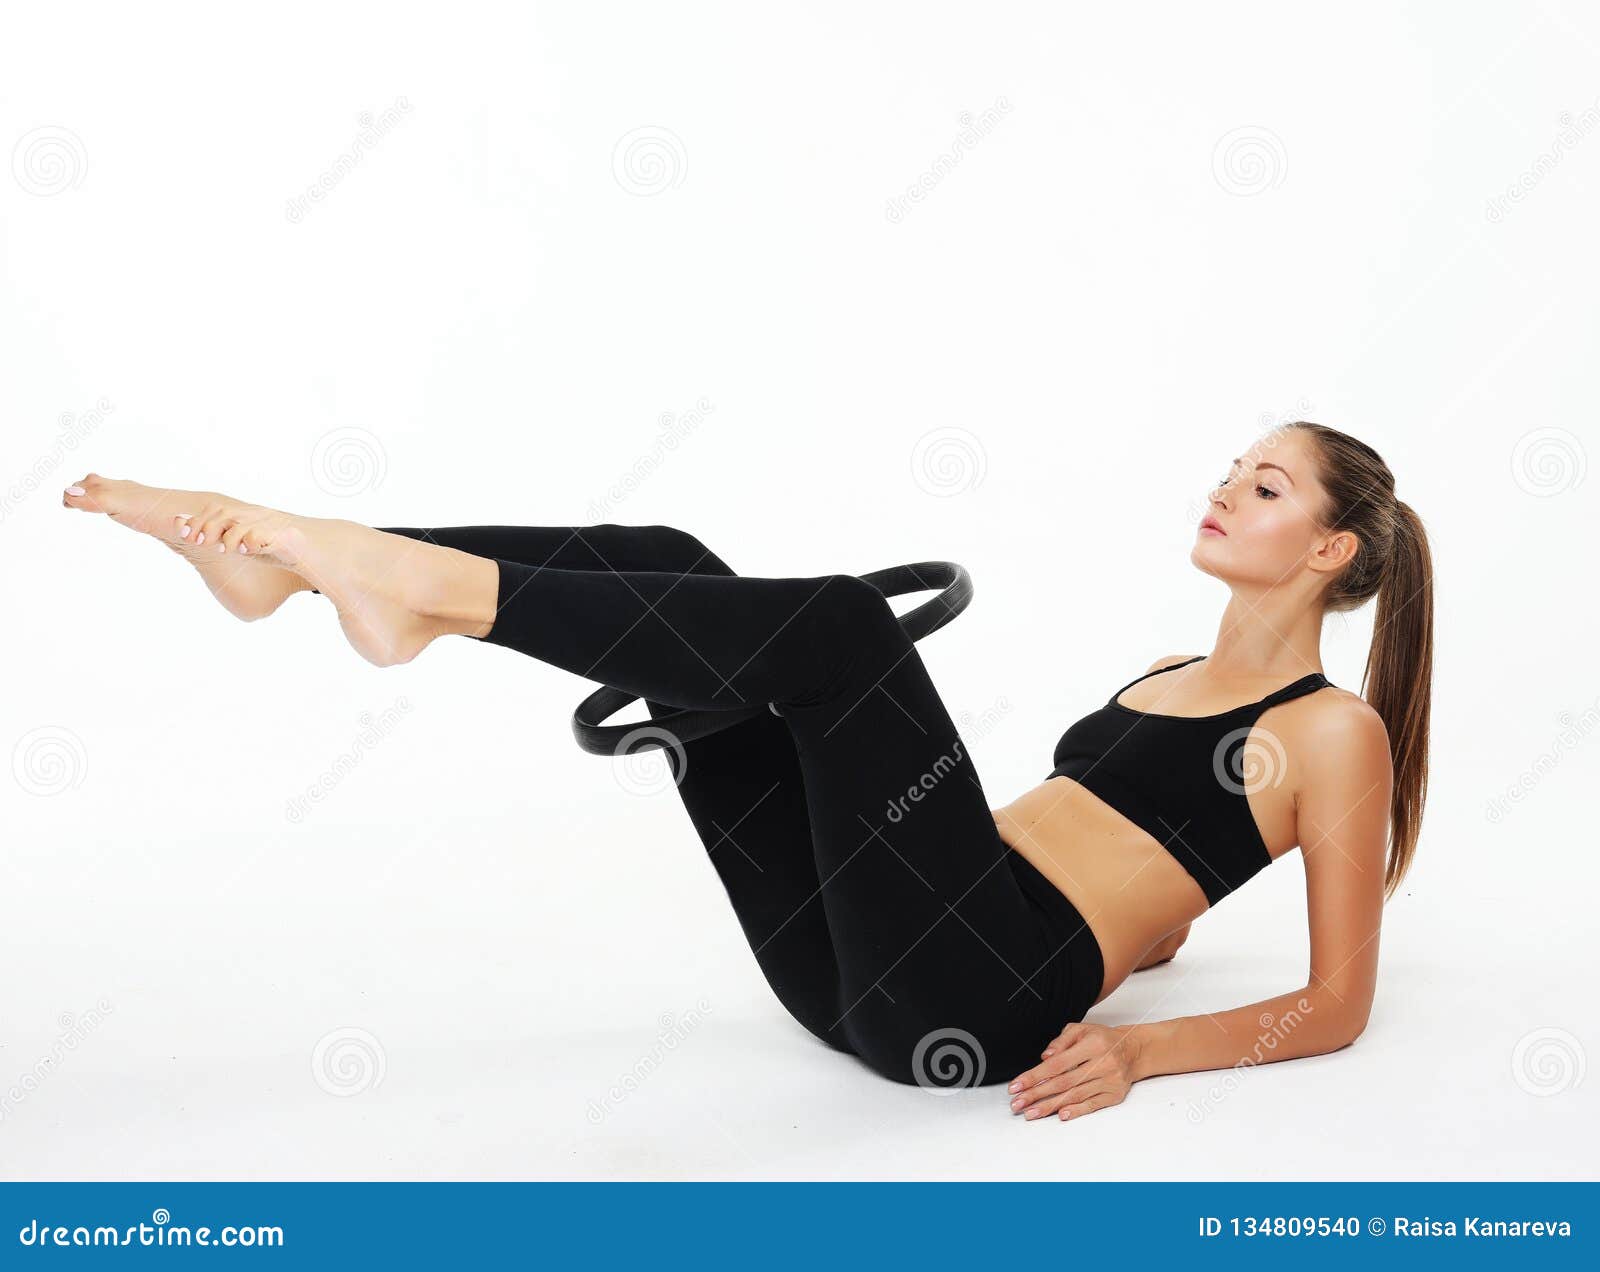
[385,523,853,1051]
[778,603,1069,1086]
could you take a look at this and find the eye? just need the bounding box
[1254,484,1279,500]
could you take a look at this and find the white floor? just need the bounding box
[2,691,1592,1180]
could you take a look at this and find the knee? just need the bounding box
[841,1005,1005,1089]
[641,524,733,576]
[809,573,899,643]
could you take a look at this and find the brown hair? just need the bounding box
[1287,421,1433,899]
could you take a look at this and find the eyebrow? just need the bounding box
[1230,456,1296,486]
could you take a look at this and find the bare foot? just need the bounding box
[64,473,496,666]
[62,474,311,621]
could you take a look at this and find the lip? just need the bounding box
[1198,516,1226,536]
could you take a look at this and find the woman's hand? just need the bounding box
[1006,1022,1143,1121]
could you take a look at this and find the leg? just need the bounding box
[476,557,1099,1084]
[374,523,857,1052]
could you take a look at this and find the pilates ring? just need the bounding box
[570,560,974,756]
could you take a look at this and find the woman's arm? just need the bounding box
[1008,697,1393,1119]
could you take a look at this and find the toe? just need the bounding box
[218,520,250,555]
[62,475,105,512]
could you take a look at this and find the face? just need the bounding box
[1190,429,1341,590]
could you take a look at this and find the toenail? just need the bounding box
[178,525,190,537]
[195,533,204,545]
[238,543,248,554]
[216,542,226,553]
[65,485,85,496]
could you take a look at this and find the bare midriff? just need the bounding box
[991,776,1213,1006]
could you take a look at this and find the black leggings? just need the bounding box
[376,522,1105,1087]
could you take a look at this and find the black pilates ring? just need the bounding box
[570,561,974,755]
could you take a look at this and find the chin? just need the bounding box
[1189,538,1225,579]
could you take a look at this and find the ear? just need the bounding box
[1307,527,1360,577]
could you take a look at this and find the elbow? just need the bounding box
[1334,1003,1373,1050]
[1301,986,1370,1051]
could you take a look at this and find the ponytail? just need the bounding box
[1362,499,1433,897]
[1288,423,1435,898]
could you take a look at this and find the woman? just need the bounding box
[60,420,1431,1121]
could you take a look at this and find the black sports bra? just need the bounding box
[1046,655,1334,908]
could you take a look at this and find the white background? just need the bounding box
[1,0,1595,1180]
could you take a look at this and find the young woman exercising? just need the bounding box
[61,420,1432,1121]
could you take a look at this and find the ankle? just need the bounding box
[404,544,499,627]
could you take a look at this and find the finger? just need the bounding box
[1009,1053,1067,1095]
[1060,1090,1122,1121]
[1041,1021,1086,1059]
[1009,1061,1069,1111]
[1011,1053,1088,1102]
[1022,1082,1110,1121]
[1013,1031,1086,1088]
[1012,1062,1106,1111]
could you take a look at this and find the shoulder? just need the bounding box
[1292,688,1392,783]
[1143,654,1202,674]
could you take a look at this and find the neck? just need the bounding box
[1206,586,1325,681]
